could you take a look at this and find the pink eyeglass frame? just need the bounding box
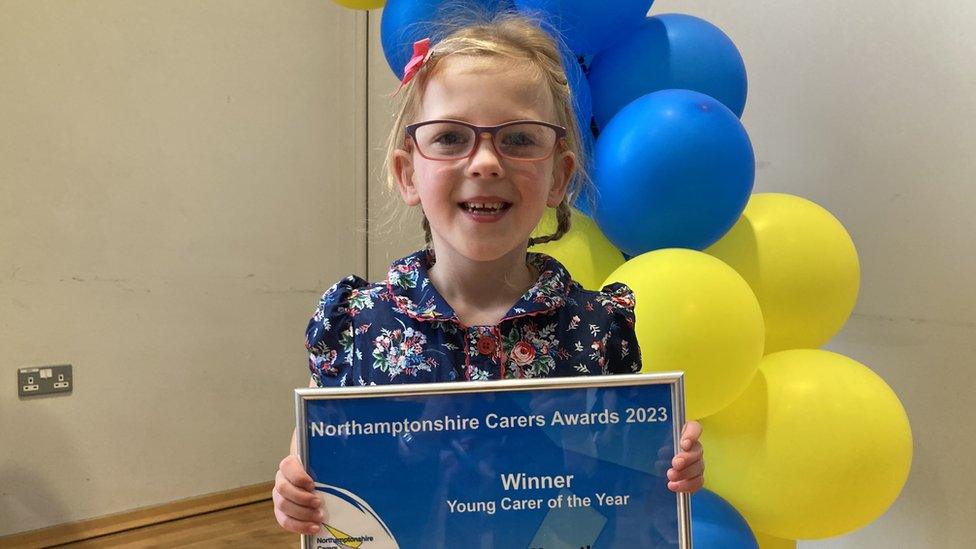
[404,119,568,161]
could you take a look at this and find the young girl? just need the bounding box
[273,14,704,536]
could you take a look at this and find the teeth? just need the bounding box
[462,202,507,212]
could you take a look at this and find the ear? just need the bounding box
[393,143,421,207]
[547,149,576,208]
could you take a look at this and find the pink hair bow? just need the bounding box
[395,38,432,94]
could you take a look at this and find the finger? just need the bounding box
[667,459,704,481]
[280,455,316,491]
[273,488,325,523]
[667,475,704,494]
[280,455,314,488]
[671,443,703,471]
[273,490,321,533]
[273,503,321,535]
[275,469,323,509]
[680,421,703,450]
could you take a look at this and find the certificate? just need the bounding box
[296,373,691,548]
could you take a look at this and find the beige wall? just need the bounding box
[0,1,367,536]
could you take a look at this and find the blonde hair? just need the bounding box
[382,12,592,248]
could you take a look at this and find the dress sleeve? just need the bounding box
[305,275,369,387]
[600,282,642,374]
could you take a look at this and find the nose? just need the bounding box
[466,132,505,179]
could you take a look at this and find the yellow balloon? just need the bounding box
[706,193,860,354]
[754,530,796,549]
[530,207,625,290]
[701,350,913,539]
[331,0,385,9]
[603,249,764,419]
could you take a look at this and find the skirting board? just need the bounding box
[0,481,274,548]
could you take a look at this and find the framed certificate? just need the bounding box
[296,373,691,548]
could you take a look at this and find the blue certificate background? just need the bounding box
[305,383,679,548]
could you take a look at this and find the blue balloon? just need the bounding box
[691,489,759,548]
[593,89,754,254]
[514,0,654,55]
[589,14,748,128]
[380,0,513,78]
[559,43,593,151]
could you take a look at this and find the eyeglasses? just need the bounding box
[404,119,567,161]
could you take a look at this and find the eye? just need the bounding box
[432,131,469,145]
[502,132,536,147]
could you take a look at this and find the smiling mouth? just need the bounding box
[459,201,513,214]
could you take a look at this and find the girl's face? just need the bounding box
[393,56,576,262]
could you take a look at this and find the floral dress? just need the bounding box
[305,247,641,387]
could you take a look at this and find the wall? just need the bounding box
[0,1,367,536]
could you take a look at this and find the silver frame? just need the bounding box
[296,372,691,549]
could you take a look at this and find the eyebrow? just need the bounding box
[432,114,544,123]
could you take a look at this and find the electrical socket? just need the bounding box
[18,364,73,397]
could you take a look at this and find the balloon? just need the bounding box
[589,14,747,128]
[331,0,385,9]
[529,207,624,290]
[553,40,593,161]
[574,126,596,210]
[706,193,860,354]
[559,43,593,150]
[603,249,764,419]
[691,489,759,548]
[381,0,513,78]
[701,350,913,539]
[514,0,654,55]
[593,89,754,255]
[753,531,796,549]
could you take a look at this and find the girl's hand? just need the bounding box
[667,421,704,493]
[273,454,325,535]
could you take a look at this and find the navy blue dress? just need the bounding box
[306,247,641,387]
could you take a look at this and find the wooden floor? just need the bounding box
[55,500,299,548]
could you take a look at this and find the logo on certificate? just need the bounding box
[313,484,399,549]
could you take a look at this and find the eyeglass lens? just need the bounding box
[414,122,557,160]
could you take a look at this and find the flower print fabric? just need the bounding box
[305,248,641,388]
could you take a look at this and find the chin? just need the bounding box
[454,239,526,263]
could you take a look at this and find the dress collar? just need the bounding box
[386,247,573,325]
